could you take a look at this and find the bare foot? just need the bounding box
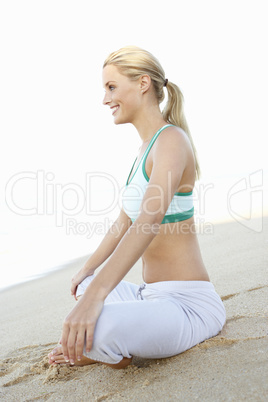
[48,346,132,369]
[48,346,96,367]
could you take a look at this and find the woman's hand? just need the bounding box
[60,295,104,364]
[71,267,93,300]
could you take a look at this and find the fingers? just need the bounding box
[60,299,103,363]
[67,329,77,365]
[61,323,95,363]
[75,331,85,361]
[73,322,95,359]
[85,323,95,354]
[60,321,71,362]
[61,322,82,364]
[71,283,78,300]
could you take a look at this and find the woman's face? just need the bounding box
[102,65,142,125]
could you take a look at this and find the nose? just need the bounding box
[103,91,111,105]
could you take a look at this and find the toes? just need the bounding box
[55,359,68,364]
[52,359,70,366]
[54,346,63,355]
[49,346,63,357]
[48,355,56,364]
[48,347,64,365]
[48,356,67,365]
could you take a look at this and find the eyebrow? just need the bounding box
[104,81,117,88]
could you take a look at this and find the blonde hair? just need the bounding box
[103,46,200,179]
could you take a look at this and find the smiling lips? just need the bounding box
[111,106,119,115]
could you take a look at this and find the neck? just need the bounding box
[131,107,168,143]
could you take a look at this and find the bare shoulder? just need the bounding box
[147,125,195,188]
[153,125,192,157]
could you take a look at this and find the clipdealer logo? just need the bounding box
[5,170,215,236]
[227,170,263,232]
[5,169,264,236]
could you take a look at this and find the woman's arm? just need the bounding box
[71,208,132,299]
[86,129,189,298]
[61,127,189,363]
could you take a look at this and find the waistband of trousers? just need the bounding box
[141,280,215,291]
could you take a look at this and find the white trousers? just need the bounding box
[76,276,226,364]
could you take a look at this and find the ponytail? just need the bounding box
[163,81,201,180]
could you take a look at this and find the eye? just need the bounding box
[109,85,115,91]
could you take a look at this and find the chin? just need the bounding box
[113,116,128,125]
[113,119,121,125]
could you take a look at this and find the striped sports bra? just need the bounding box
[121,124,194,224]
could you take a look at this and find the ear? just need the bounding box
[139,74,151,94]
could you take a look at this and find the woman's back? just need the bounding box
[120,124,209,283]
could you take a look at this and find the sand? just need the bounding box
[0,217,267,401]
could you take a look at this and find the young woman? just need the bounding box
[48,46,226,369]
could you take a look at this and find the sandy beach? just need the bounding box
[0,217,267,401]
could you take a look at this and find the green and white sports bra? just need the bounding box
[121,124,194,224]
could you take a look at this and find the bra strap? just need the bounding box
[143,124,174,161]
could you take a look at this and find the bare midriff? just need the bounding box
[141,216,210,283]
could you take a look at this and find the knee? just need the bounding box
[89,308,127,362]
[93,313,120,349]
